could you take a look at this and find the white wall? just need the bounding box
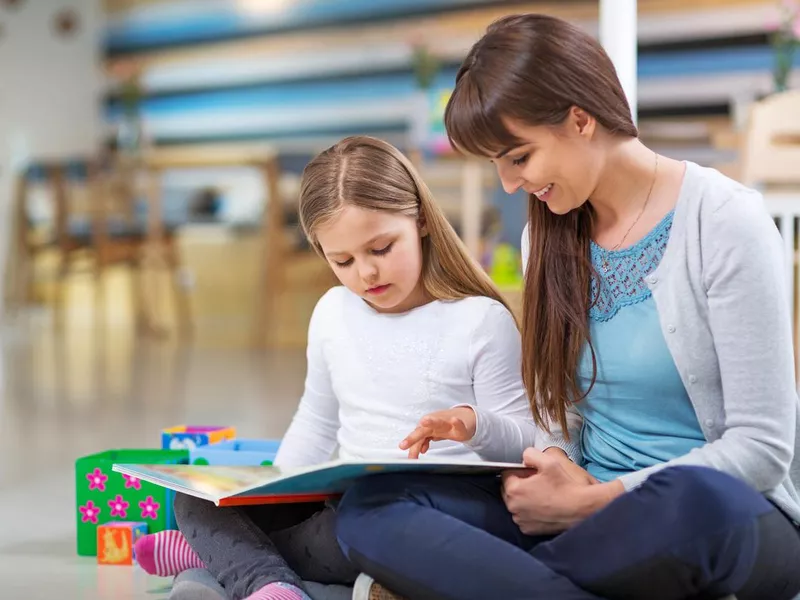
[0,0,103,313]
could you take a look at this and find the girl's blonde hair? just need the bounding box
[299,135,514,318]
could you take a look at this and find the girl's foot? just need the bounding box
[245,582,312,600]
[134,531,205,576]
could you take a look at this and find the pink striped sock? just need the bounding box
[245,582,312,600]
[133,531,205,576]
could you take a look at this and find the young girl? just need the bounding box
[133,135,546,600]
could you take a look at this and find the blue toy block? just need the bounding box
[161,425,236,450]
[189,439,281,466]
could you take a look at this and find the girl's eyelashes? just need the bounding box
[371,242,394,256]
[511,153,530,167]
[331,242,394,268]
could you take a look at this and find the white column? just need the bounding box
[599,0,638,123]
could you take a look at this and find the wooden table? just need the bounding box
[138,144,280,341]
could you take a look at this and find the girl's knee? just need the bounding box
[173,492,214,527]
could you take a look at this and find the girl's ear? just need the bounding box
[418,213,429,237]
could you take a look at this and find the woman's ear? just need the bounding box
[570,106,596,140]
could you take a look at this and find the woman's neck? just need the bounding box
[588,137,660,230]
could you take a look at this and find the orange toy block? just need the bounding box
[97,521,148,566]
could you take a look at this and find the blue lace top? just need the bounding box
[589,211,674,322]
[577,211,706,482]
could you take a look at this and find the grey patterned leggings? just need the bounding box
[173,493,360,600]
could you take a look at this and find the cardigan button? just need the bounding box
[647,275,658,284]
[688,374,697,384]
[704,419,714,427]
[667,324,676,333]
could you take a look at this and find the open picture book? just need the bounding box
[112,459,526,506]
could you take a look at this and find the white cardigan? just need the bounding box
[526,161,800,523]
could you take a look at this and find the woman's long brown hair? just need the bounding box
[444,14,638,436]
[298,135,515,317]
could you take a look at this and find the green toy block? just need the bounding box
[75,449,188,556]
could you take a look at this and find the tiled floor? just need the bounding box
[0,308,306,599]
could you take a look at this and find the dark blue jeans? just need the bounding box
[336,466,800,600]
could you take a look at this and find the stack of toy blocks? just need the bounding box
[77,425,285,565]
[75,449,189,557]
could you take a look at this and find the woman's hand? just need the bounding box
[400,407,477,459]
[502,448,624,535]
[542,447,598,486]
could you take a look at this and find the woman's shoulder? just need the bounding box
[682,162,777,250]
[684,162,767,226]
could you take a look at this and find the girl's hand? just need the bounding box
[502,448,622,535]
[400,407,477,459]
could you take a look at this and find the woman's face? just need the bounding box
[491,108,605,215]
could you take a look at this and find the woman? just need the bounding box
[334,13,800,600]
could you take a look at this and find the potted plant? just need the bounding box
[110,59,144,155]
[408,41,442,154]
[769,0,800,92]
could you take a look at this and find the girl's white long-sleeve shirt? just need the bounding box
[274,286,538,467]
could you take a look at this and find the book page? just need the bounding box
[113,464,295,503]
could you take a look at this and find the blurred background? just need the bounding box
[0,0,798,597]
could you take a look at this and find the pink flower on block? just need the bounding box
[139,496,160,520]
[86,468,108,492]
[108,495,130,518]
[79,501,101,524]
[122,474,141,490]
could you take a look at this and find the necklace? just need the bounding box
[601,153,659,274]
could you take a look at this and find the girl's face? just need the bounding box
[491,108,605,215]
[315,205,428,313]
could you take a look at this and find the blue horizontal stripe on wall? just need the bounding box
[105,0,503,53]
[107,44,798,120]
[106,70,460,118]
[118,61,464,102]
[638,45,791,78]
